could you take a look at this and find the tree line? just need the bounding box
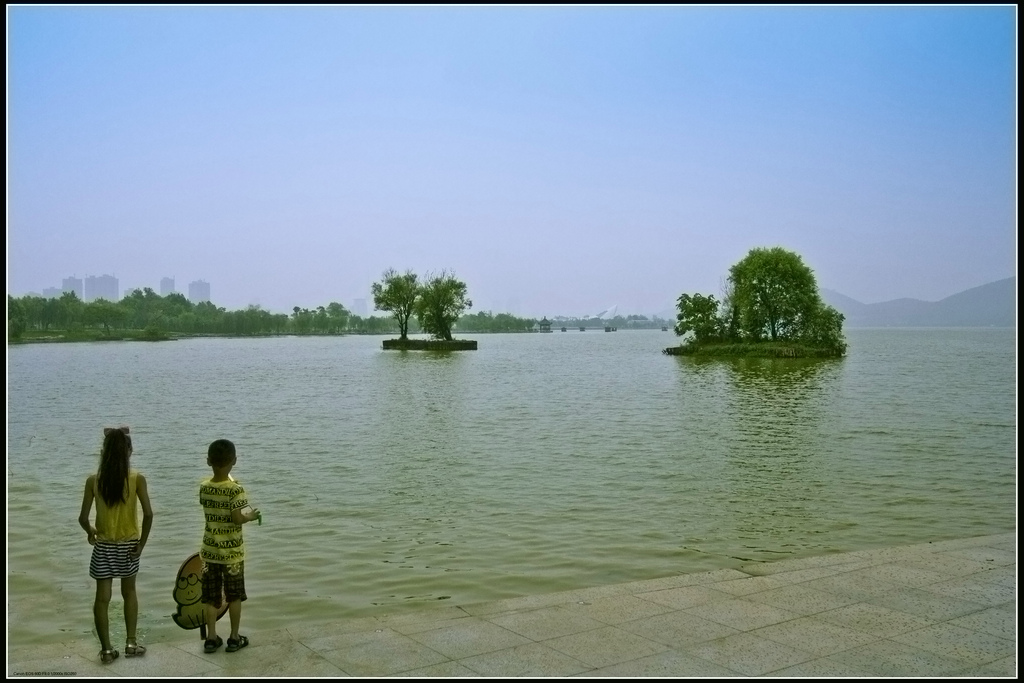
[9,265,688,343]
[6,285,539,341]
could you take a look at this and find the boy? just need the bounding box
[199,439,259,653]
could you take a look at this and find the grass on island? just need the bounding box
[664,341,845,358]
[382,338,478,351]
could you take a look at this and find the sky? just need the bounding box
[7,5,1017,318]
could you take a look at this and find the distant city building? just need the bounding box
[84,274,119,302]
[123,287,140,298]
[188,280,211,304]
[42,287,63,299]
[62,276,84,299]
[160,277,175,296]
[352,298,367,316]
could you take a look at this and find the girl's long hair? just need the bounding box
[97,428,133,506]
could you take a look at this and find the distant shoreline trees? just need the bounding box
[6,289,396,341]
[9,270,679,344]
[6,288,543,343]
[668,247,847,357]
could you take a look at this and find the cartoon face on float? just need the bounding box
[172,553,227,630]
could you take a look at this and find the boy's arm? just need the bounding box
[130,473,154,558]
[78,476,97,544]
[230,505,260,525]
[229,484,258,525]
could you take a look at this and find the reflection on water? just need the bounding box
[722,356,843,456]
[6,329,1016,648]
[672,356,851,561]
[723,355,841,395]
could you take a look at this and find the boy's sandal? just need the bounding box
[125,642,146,657]
[226,635,249,652]
[99,649,119,664]
[204,636,223,653]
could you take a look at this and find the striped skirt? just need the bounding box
[89,541,140,580]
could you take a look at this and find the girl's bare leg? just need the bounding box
[93,579,113,651]
[121,574,138,642]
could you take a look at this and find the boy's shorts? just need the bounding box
[201,561,247,607]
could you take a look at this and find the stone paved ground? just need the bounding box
[8,533,1015,677]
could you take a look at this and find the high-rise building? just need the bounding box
[352,298,368,316]
[62,276,84,299]
[84,274,119,302]
[160,277,175,296]
[188,280,211,304]
[42,287,63,299]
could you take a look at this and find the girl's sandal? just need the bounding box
[99,649,119,664]
[125,642,147,657]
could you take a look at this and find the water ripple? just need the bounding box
[7,328,1016,646]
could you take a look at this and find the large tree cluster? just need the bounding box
[674,247,846,355]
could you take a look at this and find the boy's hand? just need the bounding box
[86,528,97,545]
[129,541,145,559]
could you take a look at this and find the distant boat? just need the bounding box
[662,326,668,331]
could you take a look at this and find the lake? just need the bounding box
[5,327,1016,647]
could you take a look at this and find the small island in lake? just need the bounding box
[382,338,477,351]
[374,268,478,351]
[664,247,847,358]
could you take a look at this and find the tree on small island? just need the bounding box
[416,270,472,341]
[374,269,478,350]
[371,268,419,341]
[669,247,847,358]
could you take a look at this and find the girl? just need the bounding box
[78,426,154,664]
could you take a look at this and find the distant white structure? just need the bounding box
[62,276,84,299]
[352,298,367,316]
[160,277,175,296]
[188,280,211,304]
[42,287,63,299]
[84,274,119,302]
[586,305,618,320]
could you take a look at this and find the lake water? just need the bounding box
[6,328,1016,647]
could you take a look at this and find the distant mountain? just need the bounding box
[821,277,1016,328]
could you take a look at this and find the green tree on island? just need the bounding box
[371,268,420,341]
[673,293,721,343]
[673,247,846,357]
[416,270,472,341]
[730,247,821,342]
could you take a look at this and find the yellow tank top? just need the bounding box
[94,469,140,542]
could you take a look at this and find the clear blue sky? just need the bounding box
[7,6,1017,317]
